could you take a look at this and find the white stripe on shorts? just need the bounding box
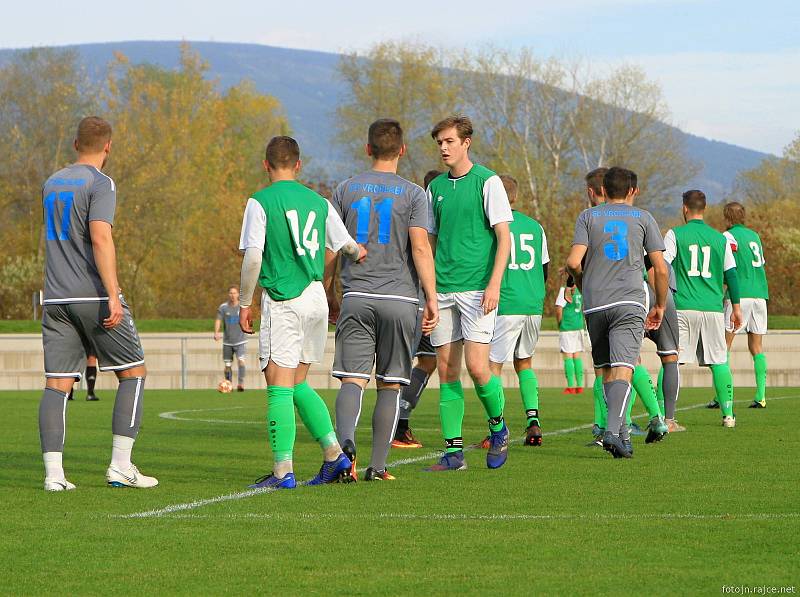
[99,359,145,372]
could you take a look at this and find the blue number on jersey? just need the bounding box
[353,196,393,245]
[603,220,628,261]
[44,191,74,241]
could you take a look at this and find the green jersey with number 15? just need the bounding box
[498,211,549,315]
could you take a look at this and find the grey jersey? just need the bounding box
[573,202,665,314]
[217,302,246,345]
[332,171,428,301]
[42,164,116,304]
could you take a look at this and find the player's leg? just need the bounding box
[703,312,736,426]
[562,351,576,393]
[748,299,768,408]
[515,315,543,446]
[85,354,100,401]
[660,355,682,431]
[235,344,247,391]
[40,304,85,490]
[223,344,233,383]
[395,309,437,448]
[488,314,522,444]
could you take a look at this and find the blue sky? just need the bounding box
[2,0,797,155]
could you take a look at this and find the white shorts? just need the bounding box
[725,298,767,335]
[489,314,542,363]
[431,291,497,347]
[559,330,585,354]
[259,281,328,370]
[677,310,727,366]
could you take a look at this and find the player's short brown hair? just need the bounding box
[723,201,746,226]
[603,167,638,200]
[265,136,300,169]
[682,189,707,212]
[585,167,608,196]
[75,116,112,153]
[499,174,518,204]
[368,119,404,160]
[431,115,473,141]
[228,285,239,292]
[423,169,442,189]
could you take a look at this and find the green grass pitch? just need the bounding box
[1,386,798,595]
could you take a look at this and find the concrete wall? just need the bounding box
[2,331,798,390]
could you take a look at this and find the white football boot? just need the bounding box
[106,463,159,488]
[44,478,76,491]
[722,416,736,428]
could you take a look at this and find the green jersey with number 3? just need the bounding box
[724,224,769,300]
[666,220,735,312]
[252,180,327,301]
[498,211,548,315]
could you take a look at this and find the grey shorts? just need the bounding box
[645,286,679,356]
[42,299,145,379]
[223,343,247,364]
[332,296,418,385]
[585,305,645,370]
[413,308,436,357]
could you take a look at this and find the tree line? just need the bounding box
[0,42,796,318]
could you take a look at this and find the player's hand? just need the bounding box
[213,332,220,342]
[239,306,254,334]
[103,295,124,329]
[564,286,574,303]
[422,298,439,335]
[481,284,500,314]
[645,305,664,330]
[355,244,368,263]
[328,295,340,326]
[731,304,743,332]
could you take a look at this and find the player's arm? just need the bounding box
[723,240,743,331]
[482,176,513,314]
[237,198,266,334]
[565,245,587,290]
[214,312,222,341]
[410,227,439,334]
[325,208,366,263]
[323,248,340,325]
[541,228,550,283]
[555,288,566,326]
[89,221,123,329]
[646,250,668,330]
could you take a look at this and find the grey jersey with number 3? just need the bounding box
[573,203,665,314]
[42,164,116,304]
[331,171,428,301]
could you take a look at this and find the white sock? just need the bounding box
[274,460,293,478]
[111,435,135,470]
[43,452,64,480]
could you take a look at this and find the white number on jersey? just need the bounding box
[286,210,320,259]
[508,232,536,271]
[749,241,765,267]
[687,244,712,278]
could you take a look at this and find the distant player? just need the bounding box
[66,353,101,401]
[487,174,548,447]
[707,202,769,409]
[424,115,513,471]
[214,286,247,391]
[238,135,366,489]
[664,190,742,427]
[566,167,668,458]
[39,116,156,490]
[393,168,442,449]
[555,280,585,395]
[328,119,438,481]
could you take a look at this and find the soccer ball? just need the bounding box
[217,379,233,393]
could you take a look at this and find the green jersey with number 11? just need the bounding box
[498,211,549,315]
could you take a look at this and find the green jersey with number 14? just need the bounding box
[498,211,549,315]
[664,219,736,312]
[724,224,769,300]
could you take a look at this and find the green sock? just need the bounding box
[711,363,735,417]
[267,386,295,462]
[632,365,661,418]
[518,368,539,425]
[293,381,335,445]
[626,388,637,426]
[564,358,576,387]
[657,366,665,417]
[713,352,732,404]
[476,375,505,432]
[753,353,767,402]
[593,376,607,428]
[572,358,584,387]
[439,381,465,452]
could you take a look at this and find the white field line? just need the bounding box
[123,394,798,520]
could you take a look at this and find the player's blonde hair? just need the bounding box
[723,201,746,226]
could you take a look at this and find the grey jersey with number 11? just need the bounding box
[573,202,665,314]
[331,171,428,301]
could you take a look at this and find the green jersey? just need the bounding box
[556,287,584,331]
[498,211,549,315]
[239,180,353,301]
[427,164,513,293]
[664,219,736,312]
[724,225,769,300]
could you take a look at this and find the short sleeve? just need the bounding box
[426,187,438,235]
[540,228,550,265]
[643,213,666,254]
[723,239,736,271]
[409,184,428,230]
[555,287,567,307]
[88,172,116,225]
[572,210,589,246]
[216,304,224,320]
[663,229,677,264]
[723,230,738,253]
[325,205,354,252]
[482,175,513,227]
[239,198,266,252]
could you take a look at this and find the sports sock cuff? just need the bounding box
[319,431,338,449]
[439,381,464,401]
[517,368,535,382]
[753,353,766,364]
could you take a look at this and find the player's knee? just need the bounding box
[118,364,147,379]
[417,355,437,375]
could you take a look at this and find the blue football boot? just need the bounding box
[307,453,352,486]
